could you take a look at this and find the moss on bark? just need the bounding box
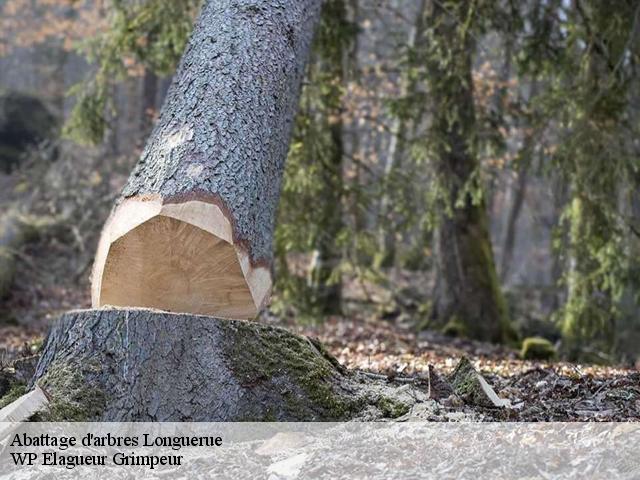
[30,309,434,421]
[221,321,360,420]
[36,360,106,421]
[374,396,411,418]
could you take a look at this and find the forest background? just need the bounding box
[0,0,639,371]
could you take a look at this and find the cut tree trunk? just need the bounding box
[25,311,510,421]
[29,308,416,421]
[92,0,323,319]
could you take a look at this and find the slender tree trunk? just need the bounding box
[50,46,67,119]
[427,0,510,343]
[346,0,370,265]
[105,83,120,156]
[548,174,568,309]
[307,115,344,313]
[499,80,540,282]
[307,0,352,314]
[91,0,323,319]
[499,165,529,283]
[486,19,513,214]
[376,0,427,268]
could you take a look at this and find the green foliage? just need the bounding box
[63,83,108,145]
[480,0,640,358]
[273,0,358,319]
[60,0,640,356]
[401,1,505,234]
[521,1,640,357]
[64,0,200,144]
[108,0,199,76]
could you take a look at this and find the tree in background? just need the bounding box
[60,0,198,145]
[504,0,640,359]
[420,0,511,342]
[546,1,640,358]
[275,0,356,317]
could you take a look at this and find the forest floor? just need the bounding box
[290,315,640,421]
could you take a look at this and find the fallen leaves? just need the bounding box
[282,315,640,421]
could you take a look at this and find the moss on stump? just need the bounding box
[448,357,511,408]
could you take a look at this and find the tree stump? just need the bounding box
[31,309,369,421]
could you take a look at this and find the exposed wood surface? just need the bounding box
[92,198,271,318]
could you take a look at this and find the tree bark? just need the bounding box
[307,113,344,314]
[92,0,323,319]
[499,78,540,283]
[30,308,416,421]
[427,0,510,343]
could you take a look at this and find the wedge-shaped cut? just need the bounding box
[102,215,255,318]
[92,199,272,319]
